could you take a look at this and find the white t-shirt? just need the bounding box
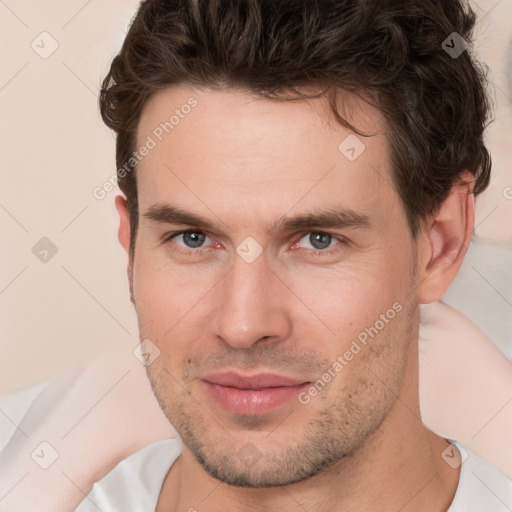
[74,437,512,511]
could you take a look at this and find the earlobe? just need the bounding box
[416,174,475,304]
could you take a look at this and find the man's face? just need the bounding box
[131,85,419,486]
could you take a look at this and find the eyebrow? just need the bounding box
[142,203,372,233]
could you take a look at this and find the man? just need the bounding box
[75,0,512,510]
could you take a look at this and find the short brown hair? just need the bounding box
[100,0,492,259]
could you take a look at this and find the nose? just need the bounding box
[210,251,292,350]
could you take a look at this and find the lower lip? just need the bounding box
[202,381,310,416]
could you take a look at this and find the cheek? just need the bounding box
[286,252,413,342]
[132,249,212,339]
[298,269,415,406]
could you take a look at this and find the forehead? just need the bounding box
[134,85,401,232]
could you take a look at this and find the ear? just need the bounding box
[115,195,131,253]
[416,172,475,304]
[115,195,135,304]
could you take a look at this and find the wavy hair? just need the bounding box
[100,0,492,258]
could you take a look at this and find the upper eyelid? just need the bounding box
[294,232,348,250]
[165,229,213,243]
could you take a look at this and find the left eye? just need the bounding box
[296,232,340,251]
[171,231,211,249]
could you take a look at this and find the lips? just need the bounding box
[201,372,311,416]
[202,372,308,389]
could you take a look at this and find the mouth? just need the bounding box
[201,372,311,416]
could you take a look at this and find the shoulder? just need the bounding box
[449,441,512,511]
[74,437,183,512]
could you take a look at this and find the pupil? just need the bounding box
[310,232,331,250]
[183,232,205,248]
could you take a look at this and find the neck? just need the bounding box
[157,340,460,512]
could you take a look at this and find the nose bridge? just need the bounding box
[212,251,291,349]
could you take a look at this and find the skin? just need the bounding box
[115,84,475,511]
[419,301,512,480]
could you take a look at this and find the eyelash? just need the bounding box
[162,230,348,258]
[163,230,219,257]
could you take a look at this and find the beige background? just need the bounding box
[1,0,511,395]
